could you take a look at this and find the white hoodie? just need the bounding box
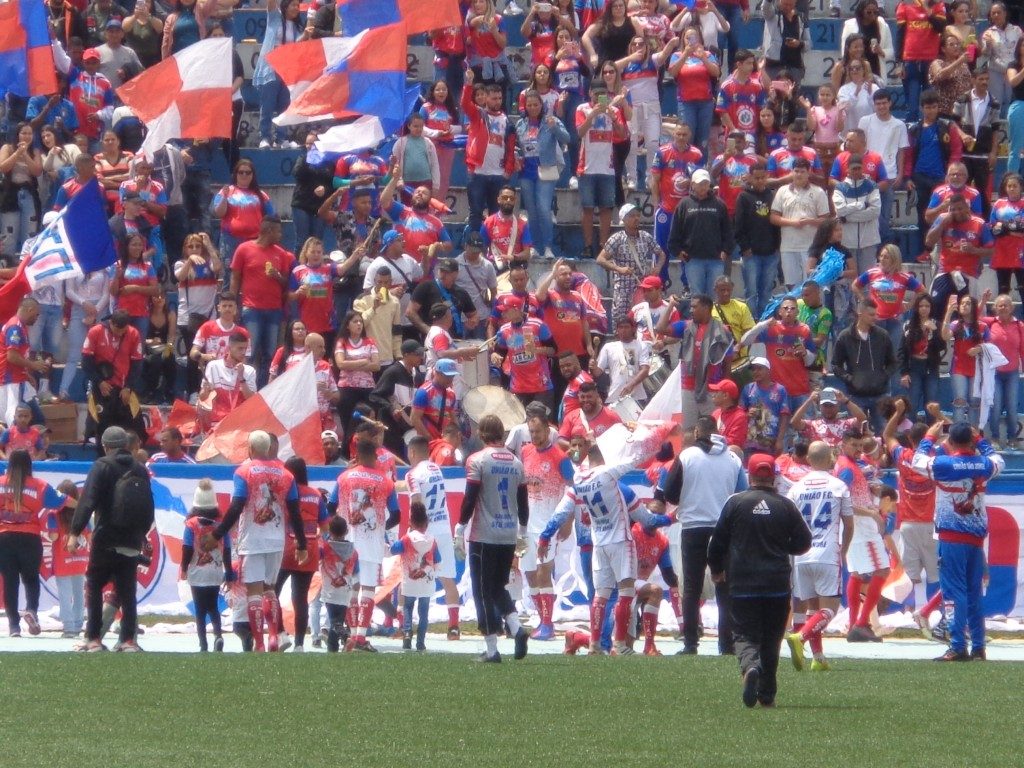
[675,435,746,529]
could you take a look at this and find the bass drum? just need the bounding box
[609,395,642,423]
[642,354,671,400]
[462,385,526,432]
[453,340,490,401]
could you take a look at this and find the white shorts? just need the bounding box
[432,532,457,581]
[521,532,556,572]
[358,559,381,589]
[846,537,888,575]
[593,540,638,591]
[899,522,939,583]
[0,381,36,425]
[239,550,284,586]
[793,560,842,601]
[320,582,352,607]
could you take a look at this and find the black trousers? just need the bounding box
[731,595,792,705]
[0,532,42,631]
[275,569,314,645]
[326,603,348,652]
[912,172,944,245]
[681,526,733,651]
[468,541,516,637]
[929,272,972,322]
[85,547,138,643]
[190,585,222,650]
[962,156,992,220]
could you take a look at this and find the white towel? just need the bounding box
[974,343,1009,427]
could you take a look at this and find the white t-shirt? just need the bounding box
[576,103,618,176]
[771,183,832,253]
[858,114,910,178]
[596,338,653,403]
[787,470,853,566]
[362,254,424,318]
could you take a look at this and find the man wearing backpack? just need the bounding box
[68,426,154,652]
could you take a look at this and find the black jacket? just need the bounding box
[898,320,946,376]
[832,324,897,397]
[733,186,781,255]
[953,92,1002,157]
[667,192,735,261]
[707,488,811,596]
[70,450,150,550]
[291,155,334,215]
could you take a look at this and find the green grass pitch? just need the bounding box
[1,653,1016,767]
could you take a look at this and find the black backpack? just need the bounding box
[108,463,155,534]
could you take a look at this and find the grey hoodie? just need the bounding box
[660,435,747,529]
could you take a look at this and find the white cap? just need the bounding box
[619,203,639,220]
[749,356,770,368]
[691,169,712,185]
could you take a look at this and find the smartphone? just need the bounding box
[598,94,609,107]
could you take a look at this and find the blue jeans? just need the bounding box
[684,258,724,297]
[218,231,242,288]
[938,540,986,654]
[741,252,779,321]
[559,91,586,187]
[57,573,85,633]
[60,305,92,398]
[29,303,63,358]
[878,184,895,245]
[990,369,1020,443]
[519,176,555,254]
[950,373,978,425]
[677,99,714,157]
[184,168,212,235]
[127,316,149,340]
[402,595,430,649]
[906,357,938,422]
[241,307,283,389]
[258,77,290,145]
[717,3,744,71]
[291,207,325,253]
[878,316,904,393]
[466,173,505,234]
[902,61,930,123]
[1008,100,1024,177]
[850,393,884,434]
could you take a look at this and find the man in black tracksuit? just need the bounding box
[667,169,735,297]
[733,162,782,319]
[831,297,897,433]
[708,454,811,708]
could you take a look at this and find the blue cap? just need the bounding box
[381,229,404,249]
[435,358,459,377]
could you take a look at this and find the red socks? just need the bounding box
[801,608,835,640]
[613,595,632,643]
[921,590,943,616]
[247,596,265,652]
[846,575,862,627]
[447,605,460,629]
[641,606,658,652]
[590,597,608,641]
[539,592,555,627]
[262,591,280,651]
[858,575,886,627]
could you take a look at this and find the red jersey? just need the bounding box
[834,454,874,509]
[482,212,531,257]
[82,323,143,388]
[412,380,459,439]
[331,464,398,564]
[712,154,756,215]
[558,406,622,440]
[114,261,157,318]
[750,320,815,397]
[50,523,90,577]
[831,150,888,183]
[891,444,936,524]
[0,425,45,454]
[495,318,554,394]
[989,197,1024,269]
[290,263,337,333]
[715,73,766,133]
[632,522,671,580]
[652,143,703,213]
[541,288,588,356]
[0,316,31,385]
[282,485,328,572]
[714,405,749,449]
[948,320,989,376]
[767,145,822,177]
[231,242,294,310]
[937,215,993,278]
[192,319,250,360]
[798,416,860,448]
[776,454,812,493]
[384,200,451,261]
[0,475,65,536]
[670,51,718,102]
[561,370,595,417]
[429,439,459,467]
[465,12,505,58]
[896,0,946,61]
[853,268,923,320]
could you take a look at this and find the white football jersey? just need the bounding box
[555,462,636,547]
[407,460,451,539]
[787,470,853,565]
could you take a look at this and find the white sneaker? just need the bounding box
[284,140,300,149]
[568,176,579,190]
[292,644,304,653]
[258,139,272,149]
[543,247,556,260]
[504,1,524,15]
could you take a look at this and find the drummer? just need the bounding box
[631,276,680,366]
[410,358,460,441]
[486,262,540,341]
[490,295,557,412]
[423,302,482,376]
[454,233,498,342]
[406,258,478,341]
[590,314,652,406]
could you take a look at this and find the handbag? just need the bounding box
[538,165,559,182]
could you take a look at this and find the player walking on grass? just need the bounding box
[455,414,531,664]
[539,446,672,656]
[406,436,462,639]
[201,431,307,653]
[329,438,400,652]
[785,441,853,671]
[708,454,812,708]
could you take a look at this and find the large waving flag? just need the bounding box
[117,37,233,157]
[197,355,325,465]
[0,0,57,98]
[265,37,365,103]
[0,179,116,320]
[335,0,461,36]
[273,24,408,127]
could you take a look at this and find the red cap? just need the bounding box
[747,453,777,479]
[639,275,663,290]
[708,379,738,400]
[499,294,525,313]
[83,48,101,62]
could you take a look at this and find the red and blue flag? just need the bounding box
[335,0,461,36]
[0,0,58,98]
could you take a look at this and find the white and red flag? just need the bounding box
[197,355,325,465]
[117,37,233,156]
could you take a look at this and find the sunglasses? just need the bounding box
[236,169,253,176]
